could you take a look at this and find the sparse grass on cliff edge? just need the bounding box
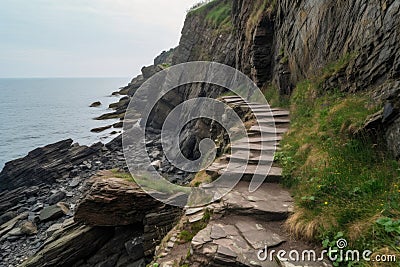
[188,0,233,30]
[278,54,400,266]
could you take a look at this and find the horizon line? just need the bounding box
[0,76,131,79]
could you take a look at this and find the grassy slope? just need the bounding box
[276,54,400,265]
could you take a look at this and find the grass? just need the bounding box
[188,0,233,31]
[245,0,277,41]
[159,63,171,69]
[277,54,400,265]
[205,0,232,29]
[190,170,213,187]
[179,209,212,243]
[262,83,290,108]
[110,169,134,181]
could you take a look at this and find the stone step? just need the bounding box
[206,163,282,183]
[235,136,283,144]
[249,125,289,134]
[256,118,291,125]
[222,182,293,219]
[253,110,290,118]
[226,152,274,164]
[244,106,286,113]
[191,214,332,267]
[222,98,246,104]
[231,143,278,152]
[220,95,243,100]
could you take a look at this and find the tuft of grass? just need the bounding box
[279,54,400,264]
[179,209,212,243]
[190,170,213,187]
[110,169,135,182]
[159,63,171,69]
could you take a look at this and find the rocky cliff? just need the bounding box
[1,0,399,266]
[232,0,400,156]
[104,0,399,158]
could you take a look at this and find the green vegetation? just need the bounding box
[159,63,171,69]
[245,0,277,41]
[205,0,232,29]
[188,0,233,30]
[277,53,400,265]
[179,209,212,243]
[110,169,134,181]
[263,83,290,108]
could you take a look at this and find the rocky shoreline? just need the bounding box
[0,126,189,267]
[1,0,400,266]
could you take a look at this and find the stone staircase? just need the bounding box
[204,96,288,184]
[153,96,332,267]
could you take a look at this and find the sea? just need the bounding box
[0,77,130,170]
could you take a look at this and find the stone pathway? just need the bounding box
[153,96,331,267]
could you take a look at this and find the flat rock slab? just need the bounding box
[216,164,282,176]
[253,110,290,118]
[249,126,289,134]
[257,118,291,125]
[227,152,274,164]
[185,207,204,216]
[221,182,293,220]
[191,216,285,267]
[231,143,277,152]
[222,98,246,104]
[235,136,283,144]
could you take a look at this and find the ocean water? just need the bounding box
[0,77,130,169]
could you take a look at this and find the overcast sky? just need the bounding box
[0,0,200,78]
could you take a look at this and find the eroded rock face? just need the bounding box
[74,176,162,226]
[232,0,400,157]
[74,173,182,257]
[274,0,400,93]
[233,0,275,87]
[0,139,102,192]
[172,1,236,65]
[21,223,113,267]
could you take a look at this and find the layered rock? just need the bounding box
[172,0,236,65]
[75,172,182,257]
[231,0,400,156]
[0,139,103,192]
[75,176,165,226]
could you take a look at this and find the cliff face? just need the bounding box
[173,0,236,65]
[135,0,400,158]
[274,0,400,92]
[233,0,276,87]
[228,0,399,157]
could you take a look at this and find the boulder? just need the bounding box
[89,101,101,107]
[113,121,123,128]
[20,221,38,235]
[95,110,125,120]
[0,211,17,225]
[141,65,163,80]
[108,96,130,110]
[48,191,66,205]
[21,223,113,267]
[125,237,144,261]
[74,174,163,226]
[0,212,28,238]
[90,125,112,133]
[39,203,69,222]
